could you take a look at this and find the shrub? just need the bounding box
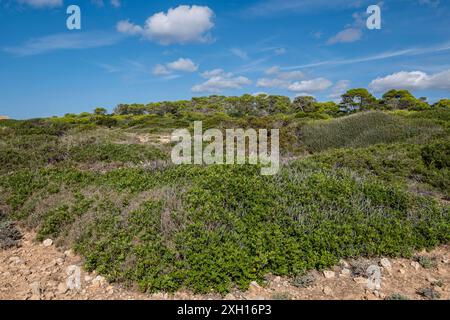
[421,141,450,170]
[417,287,441,300]
[414,255,437,269]
[0,221,22,249]
[301,112,445,152]
[291,273,316,288]
[385,293,410,300]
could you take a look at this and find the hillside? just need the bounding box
[1,93,449,298]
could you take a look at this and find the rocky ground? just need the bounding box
[0,230,448,300]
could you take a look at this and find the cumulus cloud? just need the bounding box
[327,28,362,45]
[153,58,198,77]
[153,64,171,76]
[116,20,143,35]
[329,80,350,99]
[117,5,215,45]
[192,69,252,93]
[288,78,333,93]
[17,0,62,7]
[166,58,198,72]
[257,66,305,89]
[369,70,450,92]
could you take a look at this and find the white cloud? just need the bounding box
[166,58,198,72]
[117,5,215,45]
[327,28,362,45]
[153,58,198,77]
[418,0,440,7]
[192,69,252,93]
[369,70,450,92]
[328,80,350,99]
[17,0,62,8]
[201,68,229,78]
[288,78,332,93]
[3,32,122,56]
[257,66,305,89]
[230,48,249,60]
[153,64,171,76]
[91,0,121,7]
[110,0,120,8]
[116,20,143,35]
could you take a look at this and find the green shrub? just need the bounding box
[421,141,450,170]
[0,221,22,249]
[385,293,410,300]
[69,143,167,164]
[414,255,438,269]
[301,112,445,152]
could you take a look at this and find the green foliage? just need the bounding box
[291,273,316,288]
[417,287,441,300]
[381,90,430,111]
[421,141,450,170]
[0,221,22,249]
[414,255,438,269]
[385,293,410,300]
[340,88,377,112]
[301,111,445,152]
[69,143,167,164]
[1,101,449,295]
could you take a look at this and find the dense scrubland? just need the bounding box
[0,89,449,294]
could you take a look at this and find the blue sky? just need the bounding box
[1,0,449,118]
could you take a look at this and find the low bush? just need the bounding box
[301,111,445,152]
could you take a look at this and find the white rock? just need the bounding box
[323,270,335,279]
[92,275,106,287]
[411,261,420,270]
[323,286,333,295]
[64,250,75,258]
[57,282,68,294]
[366,265,382,291]
[380,258,392,270]
[43,239,53,247]
[340,268,351,277]
[30,281,41,296]
[9,256,21,264]
[66,265,81,291]
[339,259,350,268]
[353,277,367,285]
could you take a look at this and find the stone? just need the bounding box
[380,258,392,270]
[323,270,335,279]
[30,281,41,296]
[57,282,68,294]
[92,275,106,287]
[43,239,53,247]
[323,286,332,295]
[66,265,81,291]
[64,250,75,258]
[9,256,21,264]
[353,277,367,285]
[224,293,235,300]
[340,268,351,277]
[398,268,406,274]
[339,259,350,268]
[411,261,420,270]
[366,265,382,291]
